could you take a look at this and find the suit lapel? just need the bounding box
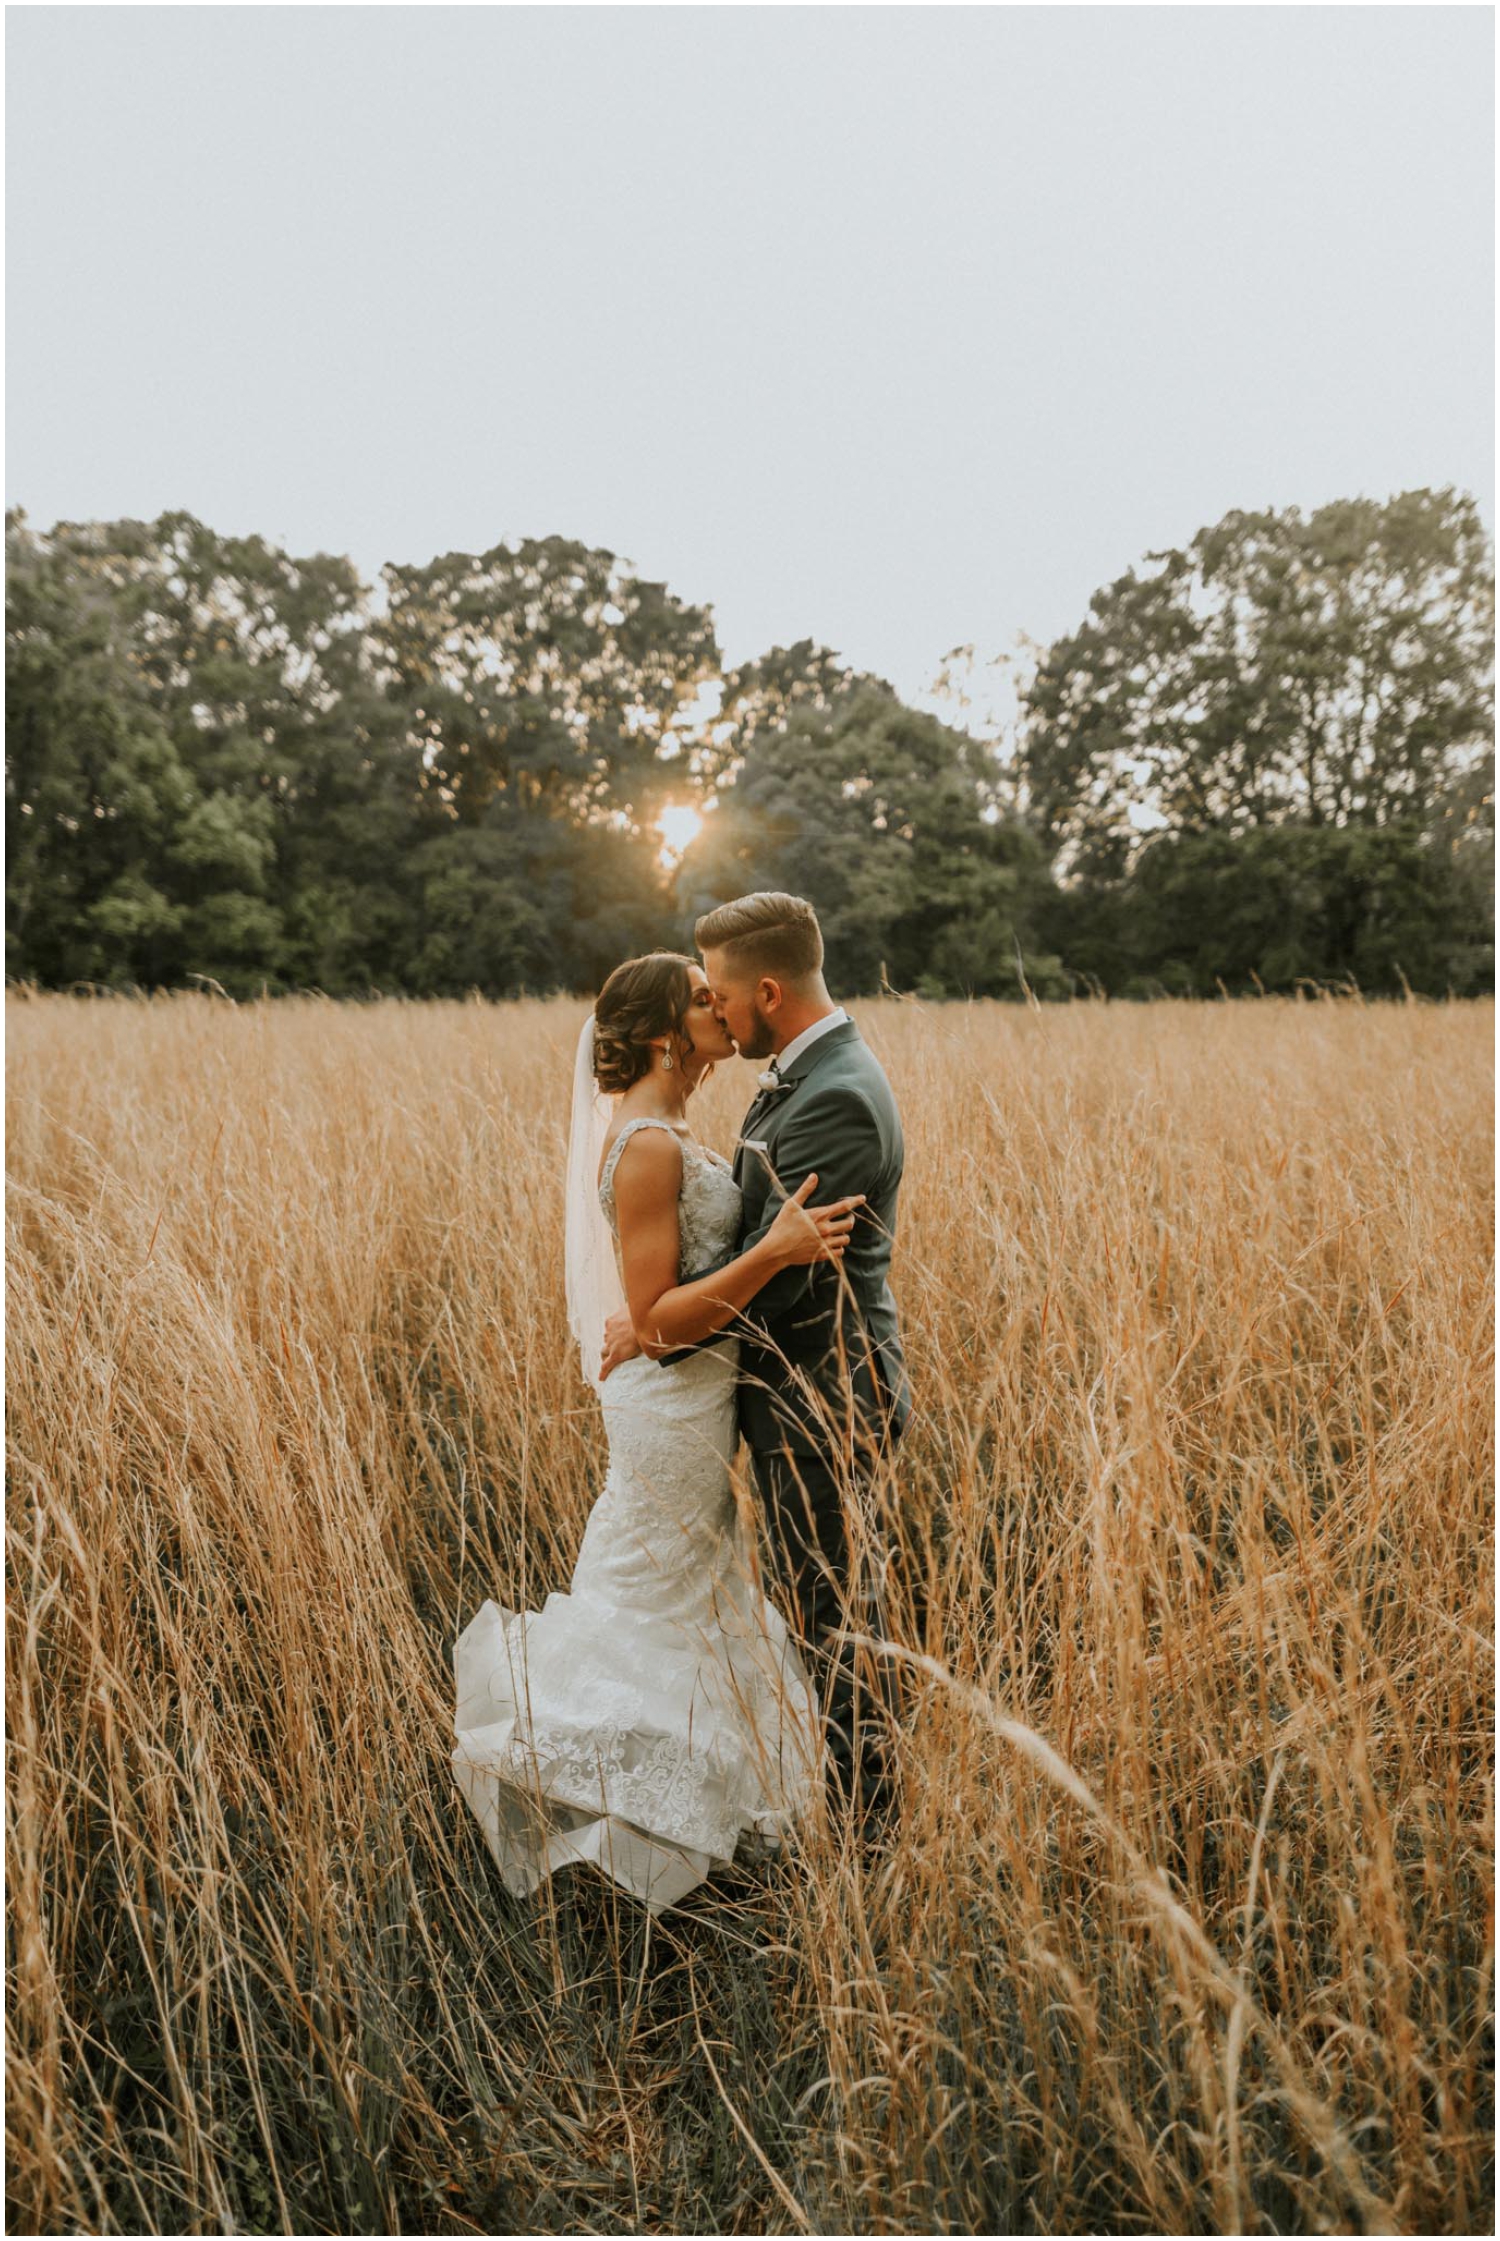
[732,1019,861,1190]
[732,1101,762,1188]
[777,1016,859,1090]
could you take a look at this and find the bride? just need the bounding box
[451,952,864,1916]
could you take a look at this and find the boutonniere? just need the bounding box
[757,1067,792,1093]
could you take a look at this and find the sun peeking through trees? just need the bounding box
[5,492,1492,1000]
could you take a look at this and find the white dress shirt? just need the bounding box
[773,1007,849,1075]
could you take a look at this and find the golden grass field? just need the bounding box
[5,990,1494,2236]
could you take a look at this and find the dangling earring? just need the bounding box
[661,1047,674,1071]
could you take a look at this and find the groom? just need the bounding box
[601,891,910,1825]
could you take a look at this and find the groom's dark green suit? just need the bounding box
[728,1017,910,1460]
[677,1014,911,1819]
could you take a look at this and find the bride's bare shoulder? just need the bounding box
[599,1120,684,1201]
[607,1131,684,1220]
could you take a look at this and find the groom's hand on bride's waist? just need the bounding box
[598,1307,642,1382]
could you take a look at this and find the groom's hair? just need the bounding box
[694,893,824,985]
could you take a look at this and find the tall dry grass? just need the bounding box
[5,989,1493,2236]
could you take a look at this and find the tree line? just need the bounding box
[5,489,1493,1002]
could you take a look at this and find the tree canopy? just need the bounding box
[1020,488,1494,870]
[6,493,1492,1002]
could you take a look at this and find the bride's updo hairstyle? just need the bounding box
[592,952,698,1094]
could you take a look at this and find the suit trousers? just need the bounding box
[748,1439,899,1819]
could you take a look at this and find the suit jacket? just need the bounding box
[705,1016,911,1462]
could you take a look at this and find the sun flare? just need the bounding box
[655,803,703,864]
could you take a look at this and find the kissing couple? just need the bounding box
[452,891,910,1917]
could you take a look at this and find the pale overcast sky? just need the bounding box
[6,4,1494,708]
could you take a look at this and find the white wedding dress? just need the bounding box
[451,1117,825,1916]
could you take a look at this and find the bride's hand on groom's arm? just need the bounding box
[599,1307,640,1383]
[763,1172,864,1269]
[599,1176,858,1378]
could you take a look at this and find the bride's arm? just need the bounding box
[610,1129,860,1361]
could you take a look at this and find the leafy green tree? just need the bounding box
[1022,488,1495,868]
[718,638,891,743]
[404,819,552,997]
[1046,821,1492,998]
[370,536,720,831]
[7,510,195,986]
[1429,762,1496,999]
[10,495,1490,1005]
[401,800,669,998]
[677,684,1064,996]
[6,509,440,994]
[86,509,433,992]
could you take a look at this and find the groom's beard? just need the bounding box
[733,1003,778,1062]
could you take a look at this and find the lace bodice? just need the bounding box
[598,1117,743,1280]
